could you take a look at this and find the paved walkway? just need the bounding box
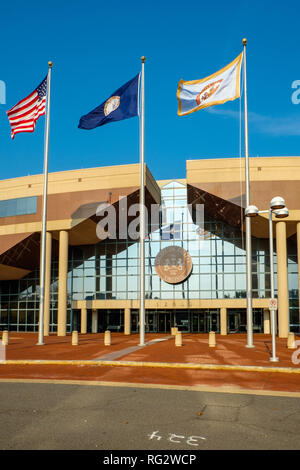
[0,332,300,395]
[95,336,172,361]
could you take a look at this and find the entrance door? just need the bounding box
[130,310,139,333]
[71,310,81,332]
[158,312,171,333]
[106,309,124,332]
[192,312,199,332]
[175,311,189,332]
[191,311,206,332]
[228,312,239,333]
[253,309,264,333]
[191,310,220,333]
[207,311,219,332]
[227,309,248,333]
[86,309,92,333]
[146,312,156,332]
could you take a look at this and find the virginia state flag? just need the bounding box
[177,53,243,116]
[78,74,139,129]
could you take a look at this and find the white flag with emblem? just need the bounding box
[177,53,243,116]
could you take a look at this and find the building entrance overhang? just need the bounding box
[72,298,269,310]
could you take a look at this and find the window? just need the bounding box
[0,196,37,218]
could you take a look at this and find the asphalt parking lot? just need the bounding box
[1,381,300,450]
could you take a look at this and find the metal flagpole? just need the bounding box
[269,209,279,361]
[139,56,146,346]
[181,212,185,300]
[37,61,53,346]
[242,39,254,348]
[148,234,153,299]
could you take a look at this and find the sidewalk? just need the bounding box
[0,332,300,395]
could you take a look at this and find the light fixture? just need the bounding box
[274,207,289,219]
[245,205,259,217]
[270,196,286,210]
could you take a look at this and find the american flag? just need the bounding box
[6,76,48,139]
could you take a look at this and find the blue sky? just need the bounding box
[0,0,299,182]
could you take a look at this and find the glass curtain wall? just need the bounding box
[69,181,273,301]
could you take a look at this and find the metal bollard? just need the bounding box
[171,327,178,336]
[208,331,216,348]
[2,330,8,346]
[104,330,111,346]
[287,332,296,349]
[175,331,182,347]
[72,330,78,346]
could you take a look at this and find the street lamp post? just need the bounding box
[268,208,278,362]
[245,197,289,363]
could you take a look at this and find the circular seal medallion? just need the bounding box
[155,246,193,284]
[196,79,223,106]
[104,96,120,116]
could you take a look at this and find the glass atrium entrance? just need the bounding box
[71,307,264,334]
[130,309,220,333]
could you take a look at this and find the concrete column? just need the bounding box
[92,309,98,333]
[263,308,271,334]
[124,308,131,335]
[81,307,87,334]
[297,222,300,333]
[220,308,227,335]
[57,230,69,336]
[44,232,52,336]
[276,221,289,338]
[80,307,87,335]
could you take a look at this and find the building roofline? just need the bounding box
[0,162,141,185]
[187,155,300,163]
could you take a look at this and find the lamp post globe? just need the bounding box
[245,205,259,217]
[270,196,285,210]
[274,207,289,219]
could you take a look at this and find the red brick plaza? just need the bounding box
[1,332,299,395]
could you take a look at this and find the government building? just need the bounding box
[0,157,299,338]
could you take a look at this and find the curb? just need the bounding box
[1,359,300,374]
[1,377,300,398]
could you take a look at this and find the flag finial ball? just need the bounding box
[48,61,53,67]
[141,56,146,63]
[242,38,247,46]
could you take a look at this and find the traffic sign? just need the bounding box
[269,298,278,311]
